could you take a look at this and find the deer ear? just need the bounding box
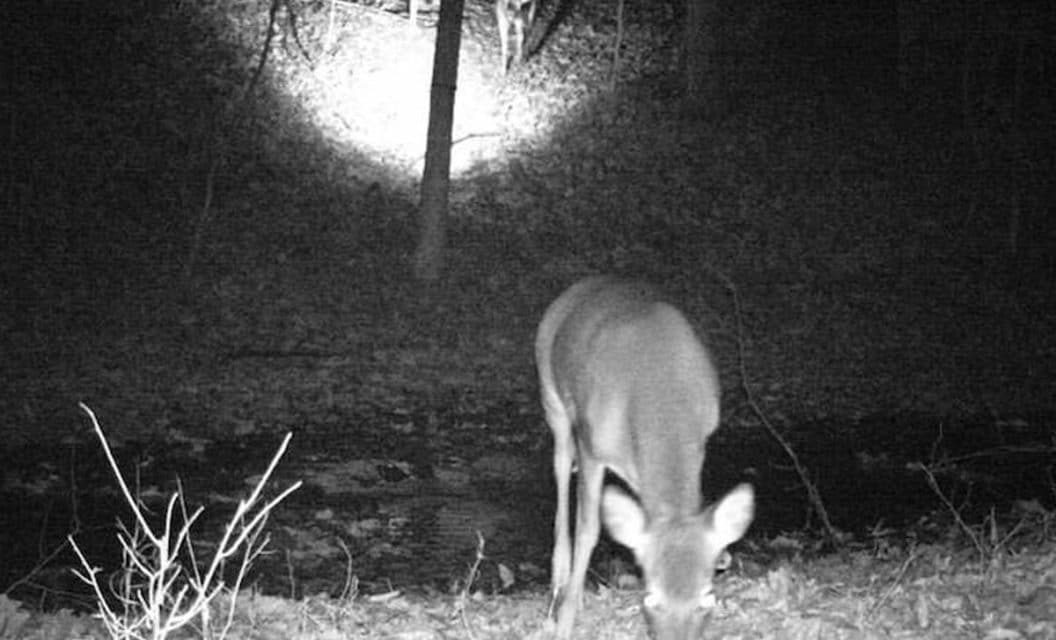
[707,483,755,549]
[602,486,649,554]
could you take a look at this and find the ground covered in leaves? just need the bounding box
[2,0,1055,638]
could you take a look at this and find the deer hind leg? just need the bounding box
[547,400,574,604]
[554,454,605,639]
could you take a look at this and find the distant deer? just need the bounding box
[496,0,537,74]
[408,0,422,31]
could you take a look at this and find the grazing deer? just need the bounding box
[536,276,755,640]
[496,0,536,74]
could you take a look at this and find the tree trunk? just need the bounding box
[684,0,718,112]
[413,0,465,282]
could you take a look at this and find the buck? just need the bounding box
[535,276,755,640]
[496,0,536,74]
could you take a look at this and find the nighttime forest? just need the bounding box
[2,0,1055,637]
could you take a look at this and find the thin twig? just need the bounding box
[866,544,919,621]
[184,0,276,280]
[909,461,985,557]
[711,268,841,544]
[457,531,486,640]
[336,537,359,603]
[2,535,75,597]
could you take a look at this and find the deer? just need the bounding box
[496,0,536,74]
[535,276,755,640]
